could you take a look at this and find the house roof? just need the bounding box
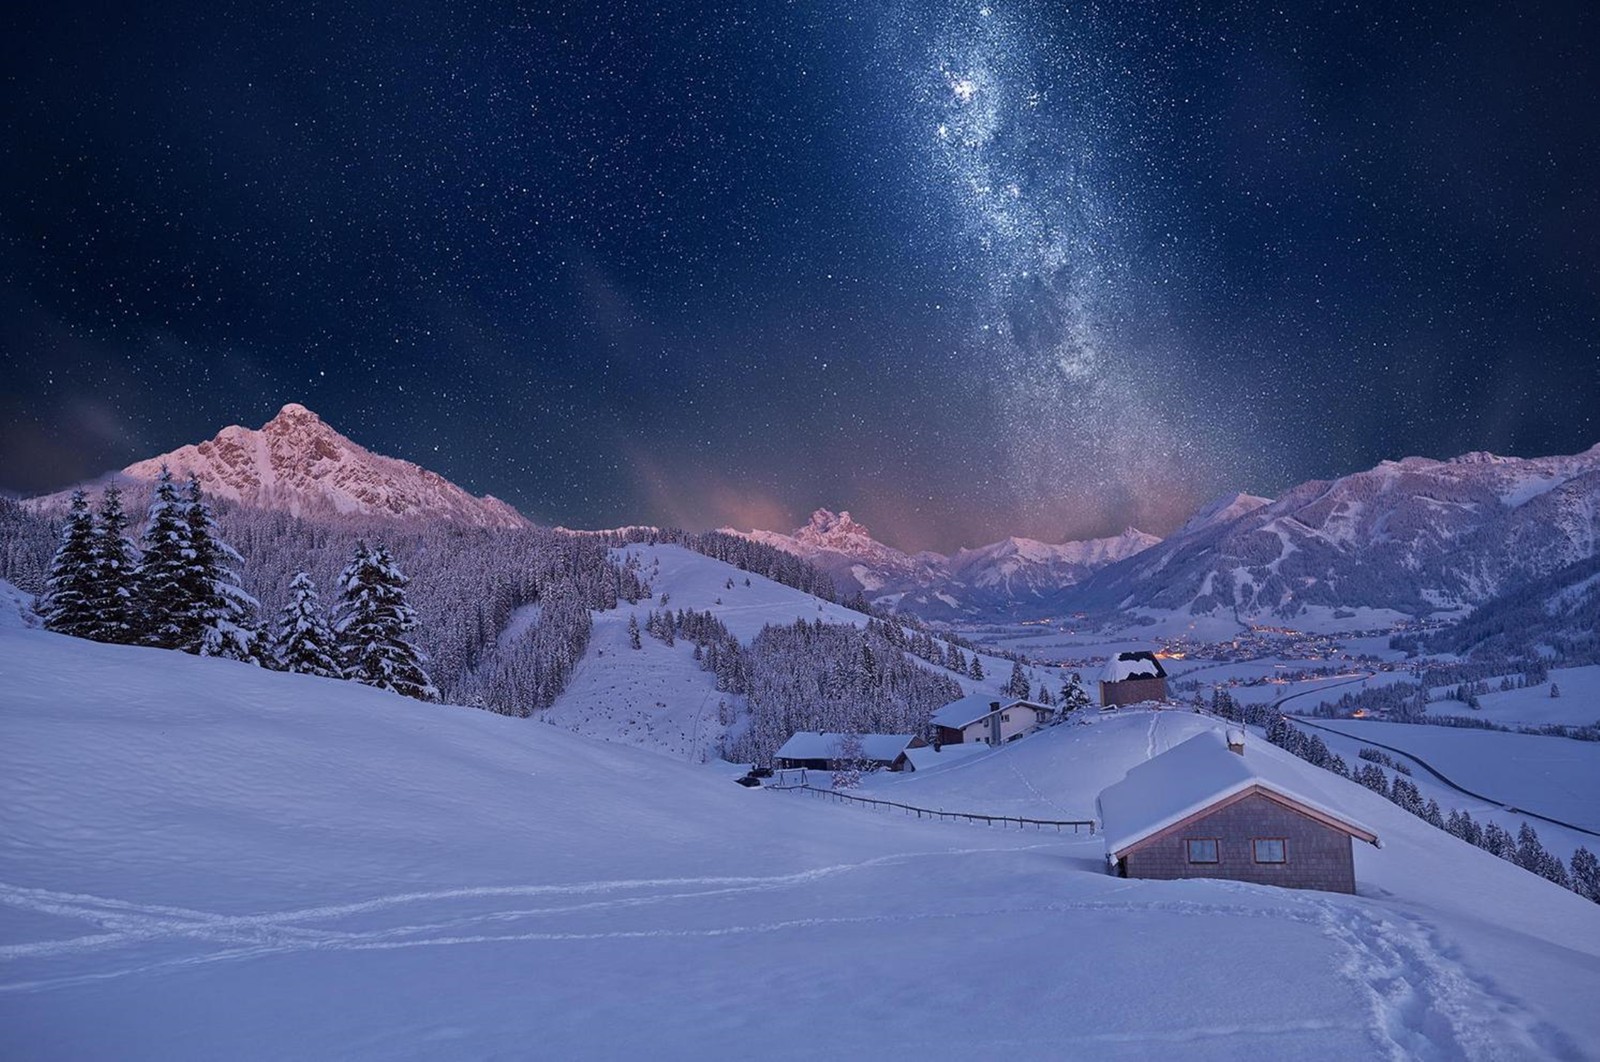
[774,732,918,762]
[1101,651,1168,683]
[930,693,1051,728]
[1096,729,1379,858]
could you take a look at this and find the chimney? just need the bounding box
[1227,728,1246,755]
[990,701,1001,712]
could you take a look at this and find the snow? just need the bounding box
[1462,665,1600,728]
[542,545,1017,761]
[4,622,1600,1058]
[1096,730,1377,858]
[774,732,918,763]
[1101,652,1165,683]
[930,691,1009,728]
[1299,719,1600,835]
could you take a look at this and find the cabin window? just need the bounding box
[1253,838,1287,864]
[1185,838,1219,864]
[1001,713,1010,722]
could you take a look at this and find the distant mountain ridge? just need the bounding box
[1071,443,1600,619]
[29,403,530,530]
[724,509,1160,619]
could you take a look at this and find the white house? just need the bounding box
[931,693,1055,746]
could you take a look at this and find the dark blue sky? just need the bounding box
[4,1,1596,551]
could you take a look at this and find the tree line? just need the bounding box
[39,468,437,700]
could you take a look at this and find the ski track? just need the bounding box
[1246,885,1582,1062]
[2,844,1580,1059]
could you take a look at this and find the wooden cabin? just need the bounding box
[1099,651,1168,707]
[930,694,1055,746]
[1096,729,1379,894]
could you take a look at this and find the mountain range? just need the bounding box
[726,509,1160,619]
[20,404,1600,624]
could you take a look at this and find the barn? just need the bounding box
[930,694,1055,746]
[1099,651,1168,707]
[773,732,927,773]
[1096,729,1379,894]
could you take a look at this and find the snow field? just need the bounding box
[1303,719,1600,836]
[4,613,1600,1058]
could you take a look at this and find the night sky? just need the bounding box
[4,2,1597,551]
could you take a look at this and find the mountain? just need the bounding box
[725,509,1158,619]
[735,510,946,595]
[32,403,529,529]
[1071,443,1600,619]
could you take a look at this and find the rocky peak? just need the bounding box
[796,508,874,548]
[110,404,530,529]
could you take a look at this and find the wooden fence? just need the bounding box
[768,783,1095,834]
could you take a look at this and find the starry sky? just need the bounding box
[3,1,1597,552]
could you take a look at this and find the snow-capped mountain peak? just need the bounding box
[106,403,530,529]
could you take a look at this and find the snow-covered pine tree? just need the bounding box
[273,571,342,677]
[832,732,865,790]
[628,613,642,650]
[1003,660,1031,699]
[136,467,194,648]
[967,654,984,681]
[1035,684,1054,706]
[335,542,437,701]
[39,490,99,639]
[1571,847,1600,903]
[1059,673,1091,715]
[181,475,259,660]
[86,485,138,644]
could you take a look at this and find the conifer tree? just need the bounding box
[336,542,437,700]
[1572,847,1600,903]
[180,475,258,659]
[1003,660,1031,699]
[86,485,138,644]
[1059,674,1088,715]
[273,571,342,677]
[136,467,194,648]
[40,490,99,638]
[967,654,984,681]
[628,613,642,650]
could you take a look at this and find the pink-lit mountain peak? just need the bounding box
[118,403,529,529]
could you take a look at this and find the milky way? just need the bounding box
[905,1,1243,537]
[3,2,1596,550]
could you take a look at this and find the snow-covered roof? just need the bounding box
[930,693,1050,728]
[1101,651,1167,684]
[902,743,989,773]
[1096,729,1378,858]
[775,732,919,762]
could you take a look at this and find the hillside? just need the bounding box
[4,617,1599,1058]
[544,544,1018,762]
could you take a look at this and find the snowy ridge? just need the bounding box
[724,510,1159,619]
[30,404,529,529]
[1073,440,1600,619]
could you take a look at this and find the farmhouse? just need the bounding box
[773,732,926,773]
[1096,729,1379,894]
[931,693,1055,746]
[1099,651,1168,707]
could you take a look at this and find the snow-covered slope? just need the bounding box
[4,631,1597,1058]
[543,545,1015,761]
[1073,442,1600,619]
[725,510,1158,619]
[27,403,528,529]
